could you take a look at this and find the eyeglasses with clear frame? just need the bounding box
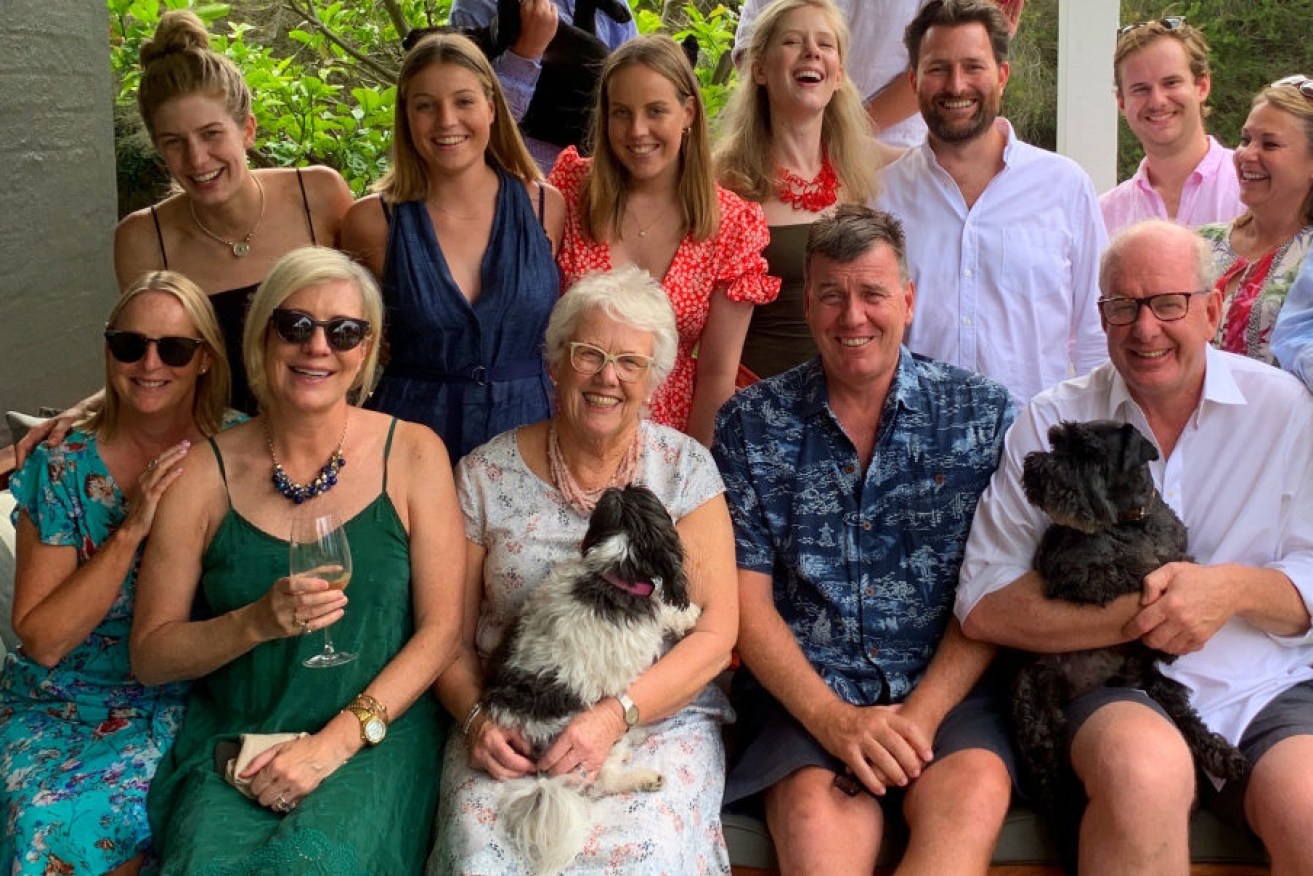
[1117,16,1186,37]
[567,342,654,382]
[1271,74,1313,100]
[1097,291,1206,326]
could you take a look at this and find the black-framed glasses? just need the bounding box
[567,342,654,383]
[104,329,204,367]
[1097,291,1205,326]
[269,309,371,351]
[1272,74,1313,100]
[1117,16,1186,36]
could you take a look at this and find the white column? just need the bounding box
[1056,0,1120,192]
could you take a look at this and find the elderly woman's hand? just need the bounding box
[258,574,348,641]
[241,732,348,812]
[467,713,536,780]
[537,701,627,783]
[120,440,191,542]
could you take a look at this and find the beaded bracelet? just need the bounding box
[462,701,484,738]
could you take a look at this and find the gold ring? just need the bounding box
[146,458,159,472]
[274,795,290,812]
[300,620,311,636]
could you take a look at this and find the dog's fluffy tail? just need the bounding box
[501,776,589,875]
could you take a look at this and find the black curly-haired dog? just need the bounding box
[1012,419,1249,870]
[480,483,700,874]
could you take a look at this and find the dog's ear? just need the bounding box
[1116,422,1159,469]
[621,485,690,609]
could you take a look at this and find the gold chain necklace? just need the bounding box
[190,174,266,258]
[625,201,671,239]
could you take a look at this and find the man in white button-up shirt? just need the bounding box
[874,0,1107,406]
[957,220,1313,875]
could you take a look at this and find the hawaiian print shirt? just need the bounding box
[714,353,1014,706]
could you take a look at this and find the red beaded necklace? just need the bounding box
[776,154,839,212]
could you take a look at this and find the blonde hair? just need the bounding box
[1113,20,1213,121]
[137,9,251,139]
[1234,83,1313,230]
[714,0,879,204]
[581,35,719,242]
[243,247,384,411]
[87,270,231,440]
[376,32,540,202]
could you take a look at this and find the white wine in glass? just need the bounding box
[290,512,357,669]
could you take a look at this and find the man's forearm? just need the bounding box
[962,571,1139,652]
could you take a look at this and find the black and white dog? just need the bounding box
[481,483,699,874]
[1011,420,1249,870]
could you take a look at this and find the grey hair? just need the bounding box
[806,204,910,285]
[1099,219,1217,294]
[546,266,678,392]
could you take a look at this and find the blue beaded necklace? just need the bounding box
[267,422,347,505]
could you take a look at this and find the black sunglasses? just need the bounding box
[1117,16,1186,36]
[269,308,371,351]
[104,329,204,367]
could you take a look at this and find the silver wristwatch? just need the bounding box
[616,692,640,728]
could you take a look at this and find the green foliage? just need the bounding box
[673,4,740,118]
[109,0,742,199]
[108,0,446,197]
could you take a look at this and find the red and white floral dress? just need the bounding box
[549,147,780,432]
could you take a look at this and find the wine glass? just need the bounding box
[290,512,356,669]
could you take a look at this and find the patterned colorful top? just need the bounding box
[549,147,780,432]
[1198,222,1313,364]
[713,354,1014,706]
[429,421,734,873]
[1,430,188,875]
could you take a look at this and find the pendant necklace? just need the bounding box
[268,419,348,505]
[626,201,671,239]
[190,173,266,258]
[776,154,839,212]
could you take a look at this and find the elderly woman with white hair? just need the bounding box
[429,265,739,873]
[130,246,465,873]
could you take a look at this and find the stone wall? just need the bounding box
[0,3,117,445]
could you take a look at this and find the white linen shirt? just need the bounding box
[873,119,1109,405]
[732,0,930,148]
[1099,136,1245,236]
[956,347,1313,745]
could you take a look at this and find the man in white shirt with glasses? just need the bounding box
[957,219,1313,875]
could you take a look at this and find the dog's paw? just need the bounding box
[633,770,664,792]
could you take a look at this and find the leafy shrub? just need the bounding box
[109,0,741,202]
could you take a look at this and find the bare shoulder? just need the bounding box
[113,198,177,290]
[541,181,567,239]
[391,417,453,473]
[339,193,389,276]
[157,427,237,537]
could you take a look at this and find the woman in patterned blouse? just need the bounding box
[549,35,780,446]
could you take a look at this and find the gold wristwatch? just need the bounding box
[344,693,389,746]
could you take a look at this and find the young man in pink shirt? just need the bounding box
[1099,17,1244,235]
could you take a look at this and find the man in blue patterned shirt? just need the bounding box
[714,205,1016,873]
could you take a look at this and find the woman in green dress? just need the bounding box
[131,246,464,873]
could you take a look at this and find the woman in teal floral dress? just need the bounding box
[0,272,232,875]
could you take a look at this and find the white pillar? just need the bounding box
[1056,0,1120,193]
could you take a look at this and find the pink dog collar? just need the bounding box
[601,572,655,597]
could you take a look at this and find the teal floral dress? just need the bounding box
[0,430,189,874]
